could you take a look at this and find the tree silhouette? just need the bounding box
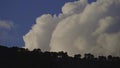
[0,45,120,68]
[74,54,81,59]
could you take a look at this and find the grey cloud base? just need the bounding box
[23,0,120,56]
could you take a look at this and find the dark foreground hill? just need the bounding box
[0,45,120,68]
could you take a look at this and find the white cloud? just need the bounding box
[0,20,14,30]
[23,14,60,51]
[23,0,120,56]
[0,20,15,46]
[93,16,114,35]
[0,20,14,37]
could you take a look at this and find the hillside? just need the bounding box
[0,45,120,68]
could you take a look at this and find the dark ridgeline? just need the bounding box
[0,45,120,68]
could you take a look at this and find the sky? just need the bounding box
[2,0,120,57]
[0,0,84,47]
[0,0,95,47]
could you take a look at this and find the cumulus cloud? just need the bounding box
[23,14,60,51]
[23,0,120,56]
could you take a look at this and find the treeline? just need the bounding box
[0,45,120,68]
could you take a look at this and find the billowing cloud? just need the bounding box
[23,14,60,51]
[23,0,120,56]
